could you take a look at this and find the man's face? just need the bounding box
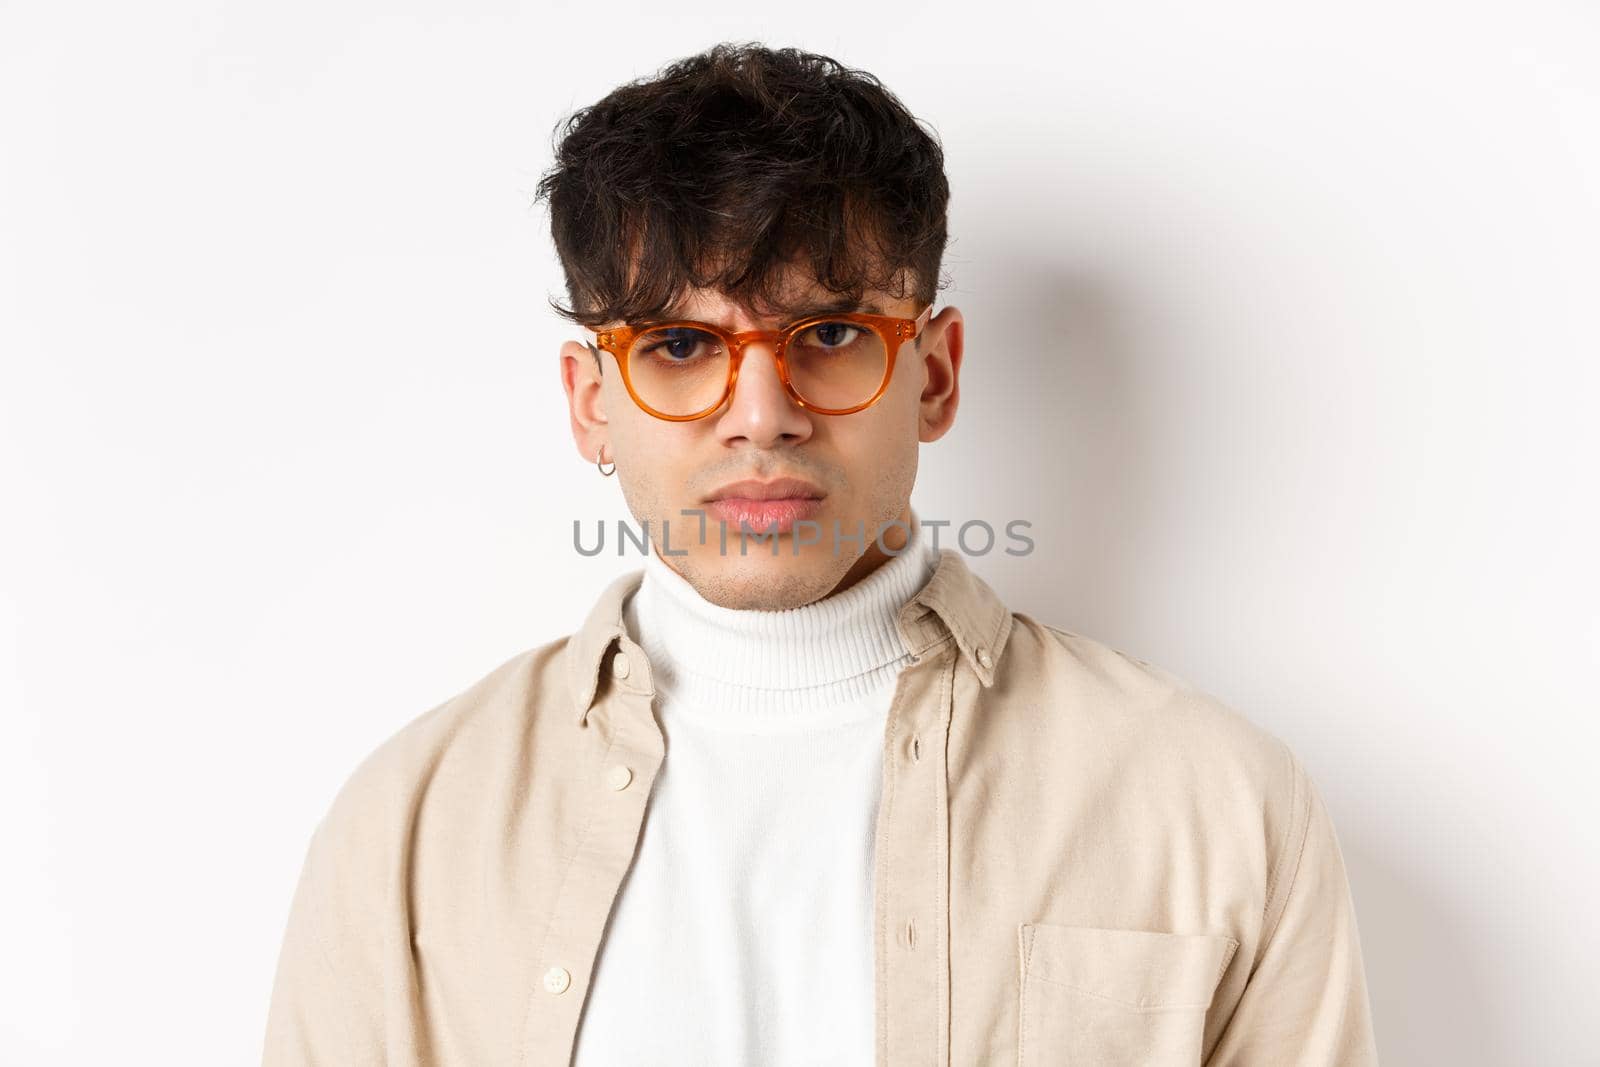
[560,267,964,610]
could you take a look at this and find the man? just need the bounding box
[263,42,1378,1066]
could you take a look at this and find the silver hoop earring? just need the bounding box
[596,446,616,477]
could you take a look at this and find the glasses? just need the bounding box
[588,304,933,422]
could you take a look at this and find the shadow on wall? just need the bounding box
[1340,833,1505,1065]
[961,254,1503,1064]
[954,253,1161,642]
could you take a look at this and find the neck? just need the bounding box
[832,503,913,596]
[622,508,938,728]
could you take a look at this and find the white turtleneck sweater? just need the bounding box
[570,511,940,1067]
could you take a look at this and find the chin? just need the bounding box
[684,548,845,610]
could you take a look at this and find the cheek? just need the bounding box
[612,419,697,501]
[881,369,929,436]
[616,424,669,473]
[832,411,919,495]
[889,351,932,417]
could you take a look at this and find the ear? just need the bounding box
[916,306,963,443]
[560,338,609,463]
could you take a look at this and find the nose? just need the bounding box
[713,340,813,448]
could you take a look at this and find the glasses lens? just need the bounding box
[785,320,889,410]
[627,326,731,417]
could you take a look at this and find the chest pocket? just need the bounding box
[1017,923,1239,1066]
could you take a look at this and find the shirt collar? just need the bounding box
[568,547,1015,727]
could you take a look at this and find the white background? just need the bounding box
[3,1,1596,1063]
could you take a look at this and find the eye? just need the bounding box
[794,321,865,349]
[634,326,722,364]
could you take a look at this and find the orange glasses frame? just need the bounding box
[588,304,934,422]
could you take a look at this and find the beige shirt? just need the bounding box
[263,548,1379,1066]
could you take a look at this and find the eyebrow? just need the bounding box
[655,298,887,325]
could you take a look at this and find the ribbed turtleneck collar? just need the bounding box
[621,509,939,729]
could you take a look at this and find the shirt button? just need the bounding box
[543,965,571,994]
[976,646,993,669]
[606,764,633,790]
[611,651,631,679]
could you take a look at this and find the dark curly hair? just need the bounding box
[533,41,951,333]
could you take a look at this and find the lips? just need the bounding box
[702,476,826,535]
[703,476,826,503]
[703,497,824,535]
